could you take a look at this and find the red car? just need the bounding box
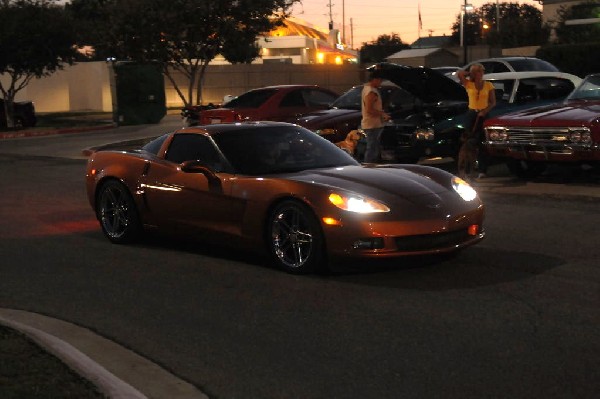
[484,73,600,177]
[86,122,484,274]
[199,85,338,125]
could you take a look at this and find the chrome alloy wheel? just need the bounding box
[96,180,141,243]
[269,201,323,273]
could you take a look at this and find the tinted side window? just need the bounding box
[304,89,337,106]
[490,80,515,103]
[508,59,559,72]
[280,90,306,107]
[165,134,223,170]
[484,61,510,73]
[224,89,277,108]
[142,134,168,155]
[515,78,576,104]
[523,78,575,100]
[331,86,362,110]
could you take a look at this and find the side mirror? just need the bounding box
[179,160,222,192]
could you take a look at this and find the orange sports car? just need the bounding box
[86,122,485,273]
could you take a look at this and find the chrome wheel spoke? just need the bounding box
[272,206,313,269]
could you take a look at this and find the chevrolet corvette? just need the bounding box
[86,122,485,273]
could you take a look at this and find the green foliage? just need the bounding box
[359,33,409,64]
[450,2,548,47]
[537,42,600,77]
[67,0,300,106]
[0,0,78,127]
[553,1,600,45]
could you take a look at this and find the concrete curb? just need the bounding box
[0,308,208,399]
[0,124,116,140]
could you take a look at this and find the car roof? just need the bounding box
[470,56,543,63]
[175,121,297,137]
[251,84,326,90]
[484,71,582,84]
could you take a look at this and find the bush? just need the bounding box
[537,42,600,78]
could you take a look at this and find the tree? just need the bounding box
[552,1,600,44]
[0,0,79,128]
[68,0,300,107]
[359,34,410,64]
[450,2,549,47]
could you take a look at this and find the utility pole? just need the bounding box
[342,0,346,44]
[327,0,334,29]
[496,0,500,33]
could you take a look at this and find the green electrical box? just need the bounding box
[111,62,166,126]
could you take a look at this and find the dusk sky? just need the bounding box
[289,0,542,48]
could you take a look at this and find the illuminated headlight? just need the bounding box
[328,193,390,213]
[415,127,435,141]
[569,127,591,143]
[485,126,507,141]
[316,128,337,136]
[452,177,477,201]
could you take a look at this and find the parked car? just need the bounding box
[454,57,560,76]
[433,66,460,76]
[418,71,582,160]
[484,73,600,177]
[198,85,338,125]
[86,121,485,274]
[0,98,37,129]
[293,63,469,163]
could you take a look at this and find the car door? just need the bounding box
[139,133,246,236]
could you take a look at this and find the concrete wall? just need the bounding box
[2,62,361,113]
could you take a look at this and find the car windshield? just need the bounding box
[330,84,400,111]
[507,59,559,72]
[212,125,359,175]
[222,88,277,109]
[567,74,600,100]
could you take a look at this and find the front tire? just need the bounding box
[267,200,325,274]
[96,180,142,244]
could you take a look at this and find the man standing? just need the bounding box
[361,69,390,163]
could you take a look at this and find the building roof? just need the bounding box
[387,48,444,59]
[410,36,453,49]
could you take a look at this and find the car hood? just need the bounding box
[284,165,462,207]
[293,108,359,126]
[373,63,467,103]
[486,100,600,126]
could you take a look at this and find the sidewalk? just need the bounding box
[0,309,208,399]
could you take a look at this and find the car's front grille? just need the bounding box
[394,228,472,252]
[504,127,589,144]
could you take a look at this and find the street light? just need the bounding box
[460,1,474,66]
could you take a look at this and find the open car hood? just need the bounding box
[368,63,467,104]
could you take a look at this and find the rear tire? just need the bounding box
[96,180,142,244]
[267,200,325,274]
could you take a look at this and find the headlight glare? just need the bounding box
[452,177,477,201]
[316,128,336,136]
[328,193,390,213]
[415,128,435,141]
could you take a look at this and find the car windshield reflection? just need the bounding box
[567,75,600,101]
[212,125,359,175]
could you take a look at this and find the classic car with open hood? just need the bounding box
[292,63,468,163]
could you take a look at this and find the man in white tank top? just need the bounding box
[361,70,390,163]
